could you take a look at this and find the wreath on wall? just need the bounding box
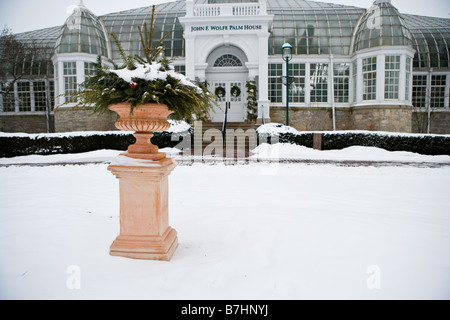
[230,85,241,98]
[215,86,226,98]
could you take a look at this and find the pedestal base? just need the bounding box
[121,151,166,161]
[110,227,178,261]
[108,157,178,261]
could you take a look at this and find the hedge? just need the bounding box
[0,130,192,158]
[257,130,450,156]
[2,127,449,158]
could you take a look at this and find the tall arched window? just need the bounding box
[213,54,243,67]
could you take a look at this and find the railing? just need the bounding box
[186,1,267,17]
[221,101,229,146]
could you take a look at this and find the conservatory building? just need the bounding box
[1,0,450,133]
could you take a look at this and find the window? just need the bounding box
[289,64,305,103]
[49,80,55,111]
[17,81,31,112]
[334,63,350,103]
[213,54,242,67]
[84,62,96,82]
[362,57,376,101]
[230,82,242,103]
[352,62,357,102]
[174,65,185,75]
[33,81,47,112]
[268,63,283,103]
[310,63,328,103]
[430,75,446,108]
[385,56,400,100]
[412,75,427,108]
[405,57,412,101]
[64,62,77,103]
[1,80,54,113]
[214,82,226,102]
[0,83,15,112]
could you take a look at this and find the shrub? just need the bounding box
[257,124,450,156]
[0,130,191,158]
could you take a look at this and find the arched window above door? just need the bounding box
[213,54,243,67]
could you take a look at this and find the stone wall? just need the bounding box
[270,107,334,131]
[412,111,450,134]
[54,107,118,132]
[0,114,54,133]
[352,105,412,132]
[270,105,413,133]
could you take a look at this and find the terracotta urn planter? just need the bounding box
[108,102,174,160]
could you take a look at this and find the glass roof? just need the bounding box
[208,0,258,3]
[403,14,450,70]
[14,26,61,48]
[353,1,412,53]
[267,0,364,55]
[9,0,450,71]
[5,26,60,77]
[55,5,108,56]
[100,1,186,59]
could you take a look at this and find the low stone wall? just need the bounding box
[270,106,334,131]
[412,111,450,134]
[0,114,54,133]
[270,105,413,133]
[352,105,412,132]
[54,107,118,132]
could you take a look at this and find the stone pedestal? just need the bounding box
[108,156,178,261]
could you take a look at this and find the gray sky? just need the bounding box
[0,0,449,34]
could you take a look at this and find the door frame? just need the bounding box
[207,70,248,122]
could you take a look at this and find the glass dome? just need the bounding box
[353,1,412,52]
[55,4,109,56]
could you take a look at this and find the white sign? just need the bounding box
[190,24,263,33]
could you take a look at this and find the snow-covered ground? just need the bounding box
[2,143,450,166]
[0,147,449,299]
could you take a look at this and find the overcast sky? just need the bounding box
[0,0,449,34]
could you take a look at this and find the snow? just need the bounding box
[109,153,178,167]
[257,123,300,134]
[109,62,203,94]
[251,143,450,164]
[1,144,448,166]
[256,123,450,138]
[1,148,450,299]
[166,120,191,134]
[0,121,191,138]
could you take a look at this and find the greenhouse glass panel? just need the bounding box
[412,75,427,108]
[310,63,328,103]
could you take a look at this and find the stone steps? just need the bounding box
[192,121,259,157]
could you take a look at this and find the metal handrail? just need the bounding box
[222,101,229,145]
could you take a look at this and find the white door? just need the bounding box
[210,80,246,122]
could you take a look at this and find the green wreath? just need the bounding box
[215,86,226,98]
[230,85,241,98]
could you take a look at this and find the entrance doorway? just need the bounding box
[210,79,246,122]
[206,47,249,122]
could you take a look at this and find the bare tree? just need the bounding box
[0,26,54,131]
[412,70,449,134]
